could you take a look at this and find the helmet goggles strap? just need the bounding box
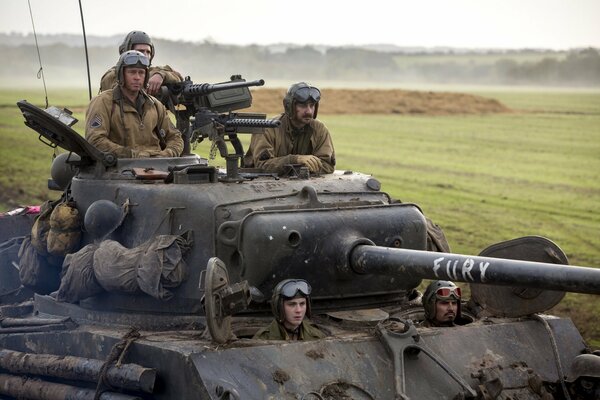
[293,87,321,103]
[435,287,461,300]
[280,280,312,298]
[122,53,150,68]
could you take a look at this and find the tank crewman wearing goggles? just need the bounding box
[253,279,326,341]
[244,82,335,175]
[100,30,183,95]
[421,280,462,327]
[86,50,183,158]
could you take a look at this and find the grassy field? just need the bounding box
[1,87,599,347]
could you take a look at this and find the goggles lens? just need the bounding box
[293,87,321,103]
[280,280,312,298]
[122,53,150,67]
[436,287,461,299]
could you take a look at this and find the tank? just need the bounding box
[0,79,599,400]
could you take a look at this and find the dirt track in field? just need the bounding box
[248,88,512,116]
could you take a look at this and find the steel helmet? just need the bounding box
[283,82,321,119]
[116,50,150,87]
[423,280,462,322]
[83,200,127,240]
[566,354,600,382]
[118,30,155,62]
[50,152,81,190]
[271,279,312,323]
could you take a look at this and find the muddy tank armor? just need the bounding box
[1,77,599,400]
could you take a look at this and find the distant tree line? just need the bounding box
[0,34,598,88]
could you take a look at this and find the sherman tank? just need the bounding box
[0,78,599,400]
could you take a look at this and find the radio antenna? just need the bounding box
[78,0,93,100]
[27,0,48,108]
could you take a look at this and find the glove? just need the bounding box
[134,150,161,158]
[295,155,323,173]
[158,149,178,158]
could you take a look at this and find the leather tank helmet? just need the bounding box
[423,280,462,322]
[118,30,155,62]
[271,279,313,323]
[283,82,321,119]
[115,50,150,88]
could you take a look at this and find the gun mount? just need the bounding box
[160,75,280,178]
[1,94,599,399]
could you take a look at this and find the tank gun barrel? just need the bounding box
[350,245,600,295]
[183,79,265,97]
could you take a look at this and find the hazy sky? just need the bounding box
[2,0,600,49]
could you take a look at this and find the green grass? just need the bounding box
[1,87,599,346]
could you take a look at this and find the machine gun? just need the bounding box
[159,75,280,178]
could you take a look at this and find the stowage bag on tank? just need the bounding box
[56,243,103,303]
[93,235,188,300]
[47,201,81,257]
[137,235,188,300]
[30,200,56,256]
[18,236,61,294]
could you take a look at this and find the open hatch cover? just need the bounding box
[17,100,115,167]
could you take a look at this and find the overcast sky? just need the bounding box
[2,0,600,49]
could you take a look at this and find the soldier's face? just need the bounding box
[434,300,457,324]
[123,67,146,92]
[132,44,152,59]
[282,297,307,330]
[293,101,316,126]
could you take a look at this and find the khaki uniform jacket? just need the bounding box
[253,319,326,341]
[99,65,183,92]
[85,87,183,158]
[244,113,335,175]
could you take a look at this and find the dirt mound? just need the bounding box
[249,88,511,116]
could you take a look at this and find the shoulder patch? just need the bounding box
[89,114,102,129]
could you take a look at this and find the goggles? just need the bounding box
[122,52,150,68]
[293,86,321,103]
[435,287,461,300]
[280,279,312,298]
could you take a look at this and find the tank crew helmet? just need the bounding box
[84,200,127,241]
[566,354,600,382]
[118,30,155,62]
[116,50,150,88]
[283,82,321,119]
[271,279,313,323]
[423,280,462,322]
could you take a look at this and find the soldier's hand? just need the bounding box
[158,149,178,158]
[147,74,165,95]
[135,150,161,158]
[296,155,323,173]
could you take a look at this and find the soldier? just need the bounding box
[244,82,335,175]
[566,353,600,400]
[99,30,182,95]
[253,279,326,341]
[86,50,183,158]
[421,280,462,327]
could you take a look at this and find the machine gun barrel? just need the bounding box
[224,118,281,129]
[350,245,600,295]
[183,79,265,97]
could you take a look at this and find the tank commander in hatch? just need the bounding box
[85,50,183,158]
[99,30,183,95]
[244,82,335,175]
[253,279,326,341]
[420,280,462,328]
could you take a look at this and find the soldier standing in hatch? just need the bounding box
[420,280,462,327]
[86,50,183,158]
[99,30,183,96]
[244,82,335,175]
[253,279,326,341]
